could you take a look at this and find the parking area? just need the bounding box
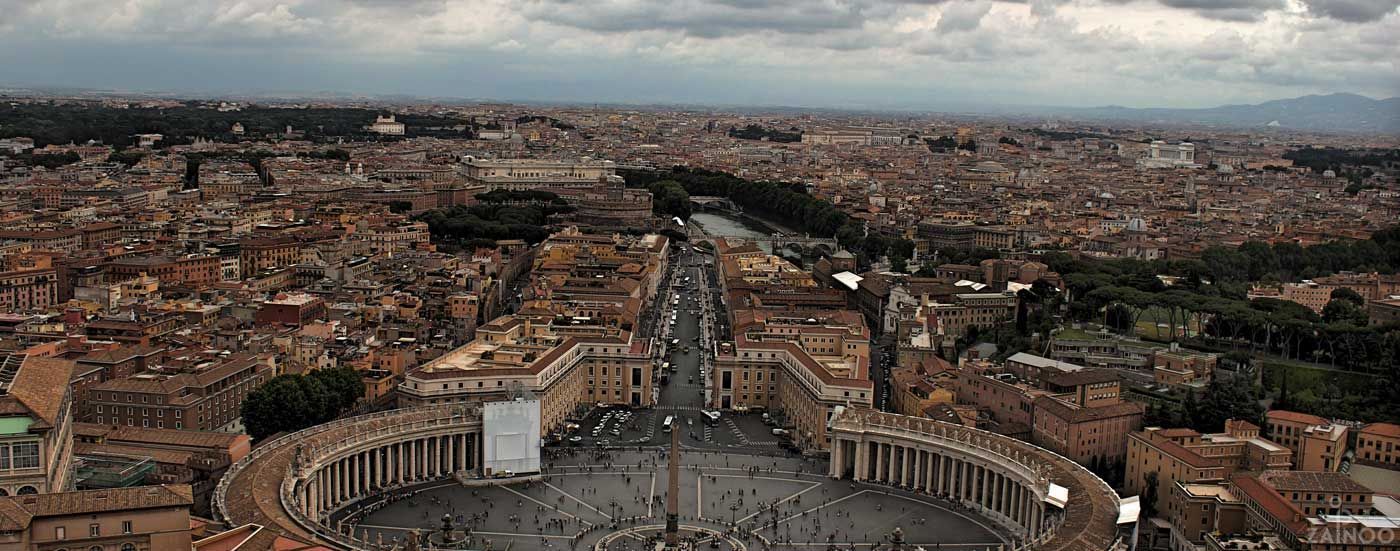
[568,407,654,447]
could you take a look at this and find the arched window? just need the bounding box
[0,488,8,496]
[121,544,137,551]
[88,546,103,551]
[17,486,38,495]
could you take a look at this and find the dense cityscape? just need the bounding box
[1,3,1399,551]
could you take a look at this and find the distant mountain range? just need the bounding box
[1055,93,1400,134]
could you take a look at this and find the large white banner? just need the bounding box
[483,398,542,475]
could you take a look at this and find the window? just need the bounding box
[122,520,132,534]
[55,526,66,540]
[11,443,38,470]
[89,524,100,537]
[122,544,136,551]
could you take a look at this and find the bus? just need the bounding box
[663,415,675,433]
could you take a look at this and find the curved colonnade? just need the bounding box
[213,405,484,550]
[215,405,1122,551]
[828,409,1123,551]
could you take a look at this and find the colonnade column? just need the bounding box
[887,444,897,483]
[829,438,843,478]
[875,443,886,482]
[900,447,911,486]
[459,433,470,472]
[853,440,867,481]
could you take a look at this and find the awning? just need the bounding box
[1117,496,1141,524]
[1045,483,1069,508]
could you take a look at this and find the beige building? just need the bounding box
[0,485,192,551]
[713,312,875,450]
[399,314,655,434]
[1166,482,1247,551]
[1355,422,1400,469]
[1263,410,1348,472]
[0,354,76,496]
[461,158,615,192]
[1125,420,1293,517]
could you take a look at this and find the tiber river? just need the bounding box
[688,211,799,257]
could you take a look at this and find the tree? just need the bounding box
[1188,373,1264,432]
[1141,471,1160,518]
[1322,288,1369,326]
[106,150,146,166]
[647,180,693,220]
[241,368,365,442]
[891,255,909,274]
[29,151,81,169]
[241,375,317,442]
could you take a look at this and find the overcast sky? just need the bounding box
[1,0,1397,109]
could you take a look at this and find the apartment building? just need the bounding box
[106,255,222,287]
[1126,420,1294,516]
[0,266,57,313]
[83,353,275,432]
[237,237,299,278]
[1031,369,1144,465]
[1166,482,1248,551]
[1263,410,1348,472]
[1228,471,1396,551]
[1354,422,1400,469]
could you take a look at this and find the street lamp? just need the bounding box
[730,502,741,524]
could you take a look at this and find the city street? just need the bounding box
[571,243,783,451]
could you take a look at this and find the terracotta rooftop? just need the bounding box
[1360,422,1400,438]
[0,485,191,529]
[1265,410,1329,425]
[1259,471,1373,494]
[0,355,74,429]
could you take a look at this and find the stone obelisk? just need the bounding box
[665,424,680,548]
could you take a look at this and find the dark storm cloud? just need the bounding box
[0,0,1394,109]
[522,0,873,37]
[1300,0,1400,22]
[1157,0,1287,21]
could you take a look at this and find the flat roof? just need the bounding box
[832,271,863,291]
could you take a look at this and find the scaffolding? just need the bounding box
[74,453,157,489]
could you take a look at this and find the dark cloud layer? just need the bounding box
[0,0,1394,109]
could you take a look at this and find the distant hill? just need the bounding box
[1062,93,1400,134]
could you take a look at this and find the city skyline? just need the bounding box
[1,0,1397,110]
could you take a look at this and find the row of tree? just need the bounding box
[1041,246,1400,424]
[644,180,693,220]
[240,367,365,442]
[0,102,467,148]
[1282,146,1400,174]
[727,124,802,143]
[1203,233,1400,283]
[414,198,572,249]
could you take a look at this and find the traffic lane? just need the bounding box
[656,281,706,409]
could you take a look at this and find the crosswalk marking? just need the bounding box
[724,418,749,445]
